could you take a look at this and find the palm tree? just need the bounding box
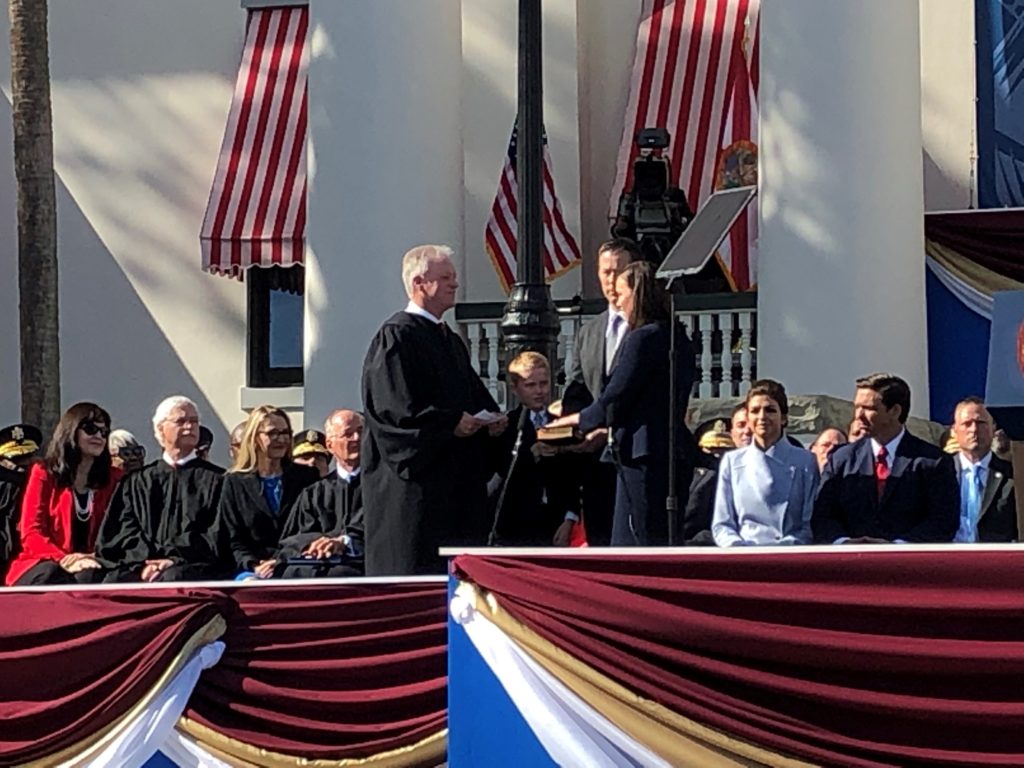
[9,0,60,436]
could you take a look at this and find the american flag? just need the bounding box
[485,123,583,293]
[611,0,760,290]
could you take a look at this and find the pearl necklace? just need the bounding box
[74,490,94,522]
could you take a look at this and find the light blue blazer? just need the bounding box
[712,439,820,546]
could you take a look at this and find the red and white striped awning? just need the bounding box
[201,6,308,276]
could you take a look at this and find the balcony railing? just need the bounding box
[455,293,757,409]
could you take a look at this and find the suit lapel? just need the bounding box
[852,439,877,507]
[979,463,1003,522]
[589,311,608,392]
[879,437,913,509]
[242,472,273,518]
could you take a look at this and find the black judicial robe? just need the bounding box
[96,458,227,581]
[277,471,364,559]
[0,461,27,574]
[361,311,500,575]
[218,462,320,573]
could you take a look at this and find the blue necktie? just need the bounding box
[965,467,983,541]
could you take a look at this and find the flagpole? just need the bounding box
[500,0,560,374]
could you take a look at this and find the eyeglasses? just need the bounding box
[79,422,110,438]
[259,429,292,441]
[114,445,145,459]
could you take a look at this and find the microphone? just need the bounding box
[488,407,532,546]
[606,402,617,455]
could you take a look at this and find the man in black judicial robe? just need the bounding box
[276,409,365,577]
[96,397,226,582]
[361,245,507,575]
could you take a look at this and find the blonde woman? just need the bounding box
[218,405,319,579]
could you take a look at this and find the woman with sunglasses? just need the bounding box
[5,402,123,585]
[218,405,319,579]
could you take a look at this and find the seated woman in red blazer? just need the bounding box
[6,402,122,586]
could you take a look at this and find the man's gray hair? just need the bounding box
[108,429,140,453]
[152,395,199,442]
[401,244,454,297]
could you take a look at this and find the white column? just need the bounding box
[304,0,464,424]
[758,0,929,415]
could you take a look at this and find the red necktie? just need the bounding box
[875,445,889,498]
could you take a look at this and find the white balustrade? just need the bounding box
[457,304,756,405]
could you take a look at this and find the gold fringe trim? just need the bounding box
[926,239,1024,296]
[458,581,817,768]
[177,717,447,768]
[23,613,227,768]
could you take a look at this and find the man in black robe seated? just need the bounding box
[490,352,582,547]
[275,409,365,577]
[361,244,507,575]
[96,396,226,582]
[0,424,42,580]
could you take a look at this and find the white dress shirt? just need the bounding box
[404,301,443,324]
[869,428,905,468]
[162,450,197,467]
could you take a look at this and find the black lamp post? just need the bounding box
[500,0,560,371]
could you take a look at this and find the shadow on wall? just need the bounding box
[0,87,230,460]
[55,167,229,461]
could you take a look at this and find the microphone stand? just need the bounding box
[488,408,530,546]
[666,281,685,546]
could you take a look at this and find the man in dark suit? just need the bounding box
[490,352,581,546]
[561,238,641,545]
[812,373,959,544]
[950,397,1017,542]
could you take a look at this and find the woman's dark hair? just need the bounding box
[619,261,670,328]
[44,402,112,489]
[745,378,790,416]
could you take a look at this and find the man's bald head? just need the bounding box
[325,409,364,470]
[229,420,247,462]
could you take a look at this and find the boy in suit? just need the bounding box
[490,352,581,546]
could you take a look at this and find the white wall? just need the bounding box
[1,0,248,464]
[758,0,930,414]
[304,0,465,421]
[576,1,641,295]
[461,0,584,303]
[920,0,976,211]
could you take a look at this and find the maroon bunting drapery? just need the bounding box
[453,550,1024,767]
[925,210,1024,282]
[0,590,224,764]
[185,582,448,758]
[0,582,447,764]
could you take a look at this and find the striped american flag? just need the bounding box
[484,124,583,293]
[611,0,760,290]
[201,6,309,277]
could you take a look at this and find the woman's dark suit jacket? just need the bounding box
[218,462,320,572]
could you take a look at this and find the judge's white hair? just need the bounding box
[152,395,199,442]
[401,244,454,297]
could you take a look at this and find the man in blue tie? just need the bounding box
[950,397,1017,542]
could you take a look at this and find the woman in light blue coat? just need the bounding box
[712,379,819,546]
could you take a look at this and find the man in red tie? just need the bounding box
[812,373,959,544]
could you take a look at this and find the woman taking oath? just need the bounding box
[6,402,122,585]
[711,379,819,547]
[548,260,695,545]
[219,405,319,579]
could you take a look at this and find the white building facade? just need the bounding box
[0,0,977,463]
